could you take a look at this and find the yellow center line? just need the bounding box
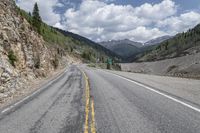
[81,70,96,133]
[82,71,90,133]
[90,98,96,133]
[84,98,89,133]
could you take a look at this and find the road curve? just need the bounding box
[0,66,85,133]
[1,65,200,133]
[83,67,200,133]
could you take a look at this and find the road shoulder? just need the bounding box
[104,69,200,109]
[0,66,68,110]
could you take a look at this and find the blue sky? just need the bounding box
[16,0,200,42]
[114,0,200,9]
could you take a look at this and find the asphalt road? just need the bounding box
[84,67,200,133]
[0,66,85,133]
[1,65,200,133]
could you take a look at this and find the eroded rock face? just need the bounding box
[0,0,67,100]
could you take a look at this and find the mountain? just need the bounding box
[144,35,172,46]
[99,39,143,61]
[54,28,121,61]
[101,39,143,48]
[138,24,200,62]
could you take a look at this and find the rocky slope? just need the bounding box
[0,0,73,103]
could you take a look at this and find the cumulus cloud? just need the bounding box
[16,0,61,26]
[16,0,200,42]
[157,11,200,34]
[62,0,179,42]
[135,0,177,20]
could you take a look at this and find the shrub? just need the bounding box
[8,50,17,67]
[52,56,59,69]
[81,50,92,61]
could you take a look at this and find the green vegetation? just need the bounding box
[55,28,120,62]
[32,3,42,34]
[87,64,96,68]
[81,49,98,62]
[81,50,92,61]
[139,24,200,61]
[8,50,17,67]
[15,3,118,63]
[16,3,70,48]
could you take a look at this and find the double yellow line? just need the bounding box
[82,71,96,133]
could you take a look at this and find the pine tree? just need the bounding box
[32,3,42,33]
[28,12,31,16]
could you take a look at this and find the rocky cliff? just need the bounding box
[0,0,70,102]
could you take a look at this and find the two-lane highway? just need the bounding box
[1,65,200,133]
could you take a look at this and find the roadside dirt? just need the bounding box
[0,67,67,108]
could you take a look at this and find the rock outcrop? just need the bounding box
[0,0,69,102]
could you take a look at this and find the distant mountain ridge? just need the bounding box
[54,28,121,60]
[100,39,143,61]
[101,39,143,48]
[99,37,171,62]
[144,35,172,46]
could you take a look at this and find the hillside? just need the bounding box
[0,0,116,103]
[138,24,200,61]
[55,28,121,62]
[121,52,200,79]
[0,0,73,102]
[121,24,200,78]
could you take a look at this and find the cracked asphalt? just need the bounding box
[1,65,200,133]
[0,66,85,133]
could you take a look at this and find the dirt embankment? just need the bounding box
[120,52,200,79]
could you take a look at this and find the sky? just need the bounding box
[16,0,200,42]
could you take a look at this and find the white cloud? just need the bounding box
[16,0,61,26]
[62,0,178,42]
[54,22,65,29]
[157,11,200,34]
[16,0,200,42]
[134,0,177,20]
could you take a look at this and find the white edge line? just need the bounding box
[1,67,68,114]
[106,71,200,113]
